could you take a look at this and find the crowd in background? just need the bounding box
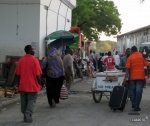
[88,50,121,72]
[2,44,150,123]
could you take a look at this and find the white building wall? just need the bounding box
[117,27,150,53]
[0,0,40,62]
[0,0,39,4]
[39,0,75,59]
[70,0,76,7]
[59,2,68,30]
[0,0,76,61]
[39,4,47,59]
[65,9,72,30]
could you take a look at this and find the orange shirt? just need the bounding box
[126,52,148,80]
[15,54,42,92]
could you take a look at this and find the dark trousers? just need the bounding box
[65,67,73,90]
[46,76,64,105]
[75,66,83,77]
[93,60,96,71]
[20,92,37,120]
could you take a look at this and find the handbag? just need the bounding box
[60,82,68,100]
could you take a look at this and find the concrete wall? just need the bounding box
[70,0,76,7]
[0,0,39,4]
[39,0,75,59]
[0,0,40,62]
[0,0,76,62]
[117,28,150,54]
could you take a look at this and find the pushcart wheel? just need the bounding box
[110,92,112,96]
[92,91,102,103]
[126,97,128,103]
[91,70,96,78]
[119,108,124,112]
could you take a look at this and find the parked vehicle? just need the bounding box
[74,59,96,78]
[139,42,150,60]
[139,42,150,87]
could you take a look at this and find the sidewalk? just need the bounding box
[0,78,83,109]
[70,77,95,93]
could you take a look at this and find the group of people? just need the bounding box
[15,45,75,123]
[90,46,149,112]
[89,50,121,72]
[11,44,149,123]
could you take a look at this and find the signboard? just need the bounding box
[95,72,125,91]
[31,42,37,51]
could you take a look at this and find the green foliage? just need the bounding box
[96,40,117,52]
[72,0,122,41]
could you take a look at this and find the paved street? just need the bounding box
[0,77,150,126]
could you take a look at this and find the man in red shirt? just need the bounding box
[15,45,42,123]
[104,51,115,71]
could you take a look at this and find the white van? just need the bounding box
[139,42,150,60]
[139,42,150,81]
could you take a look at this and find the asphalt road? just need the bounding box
[0,77,149,126]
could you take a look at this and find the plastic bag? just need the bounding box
[60,83,68,100]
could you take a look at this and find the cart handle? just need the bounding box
[102,79,112,82]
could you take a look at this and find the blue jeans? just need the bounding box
[130,80,144,109]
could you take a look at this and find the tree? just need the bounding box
[96,40,117,52]
[72,0,122,41]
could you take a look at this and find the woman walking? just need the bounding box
[41,48,65,108]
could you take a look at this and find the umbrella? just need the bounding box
[45,30,79,49]
[69,40,79,49]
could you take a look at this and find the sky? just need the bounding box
[100,0,150,41]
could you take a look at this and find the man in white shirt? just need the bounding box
[113,51,120,67]
[101,53,108,71]
[101,53,108,63]
[89,50,94,61]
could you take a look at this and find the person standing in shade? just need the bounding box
[63,49,74,92]
[89,50,93,62]
[92,51,97,71]
[123,46,149,111]
[119,48,131,72]
[15,45,42,123]
[73,55,83,78]
[98,53,104,72]
[101,52,108,71]
[118,48,131,98]
[113,51,120,68]
[41,48,65,108]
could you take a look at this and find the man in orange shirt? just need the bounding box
[15,45,42,123]
[123,46,149,111]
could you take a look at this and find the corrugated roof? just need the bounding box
[117,24,150,37]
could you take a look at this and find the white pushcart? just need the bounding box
[92,71,125,103]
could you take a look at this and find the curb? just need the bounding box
[74,78,83,83]
[0,89,46,110]
[0,78,83,109]
[1,97,20,108]
[69,90,92,94]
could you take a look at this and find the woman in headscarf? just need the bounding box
[41,48,65,108]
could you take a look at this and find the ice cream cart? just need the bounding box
[92,71,125,103]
